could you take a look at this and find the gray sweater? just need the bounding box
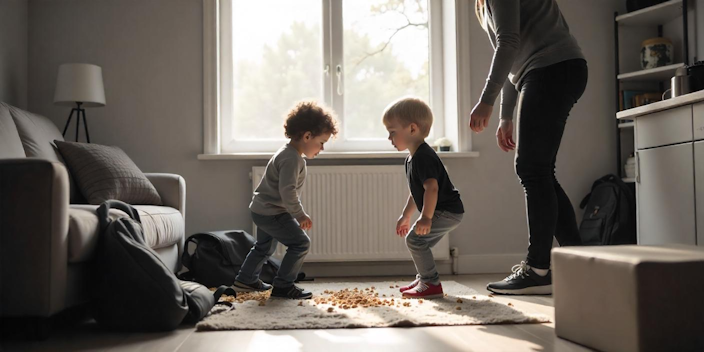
[479,0,584,120]
[249,144,307,219]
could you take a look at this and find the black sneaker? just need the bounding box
[486,261,552,295]
[271,285,313,299]
[232,279,272,293]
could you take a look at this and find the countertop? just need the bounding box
[617,90,704,120]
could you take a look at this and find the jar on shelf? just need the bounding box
[625,154,637,179]
[641,37,673,69]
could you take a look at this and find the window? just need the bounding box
[205,0,463,155]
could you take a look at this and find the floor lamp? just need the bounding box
[53,63,106,143]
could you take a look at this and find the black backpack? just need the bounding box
[180,230,306,288]
[578,174,636,245]
[91,200,234,332]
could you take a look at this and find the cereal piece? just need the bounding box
[389,285,394,289]
[456,306,462,311]
[456,298,463,304]
[418,299,424,304]
[444,293,448,297]
[508,303,514,307]
[258,301,266,306]
[383,294,387,297]
[298,301,304,306]
[488,294,494,298]
[327,307,334,313]
[472,296,476,299]
[395,285,399,288]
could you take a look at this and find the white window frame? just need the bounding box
[203,0,472,156]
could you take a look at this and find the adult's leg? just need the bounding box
[516,60,588,269]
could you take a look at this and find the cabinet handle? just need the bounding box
[636,151,641,184]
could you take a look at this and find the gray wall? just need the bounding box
[0,0,28,109]
[28,0,619,273]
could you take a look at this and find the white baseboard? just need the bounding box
[456,253,525,274]
[297,254,525,278]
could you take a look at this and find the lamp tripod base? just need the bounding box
[61,102,90,143]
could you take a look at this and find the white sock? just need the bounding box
[531,267,549,276]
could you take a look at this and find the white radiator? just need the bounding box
[251,165,451,262]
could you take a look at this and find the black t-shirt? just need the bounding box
[405,142,464,214]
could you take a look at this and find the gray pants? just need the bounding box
[236,211,310,288]
[406,210,464,285]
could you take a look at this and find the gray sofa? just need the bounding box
[0,102,186,333]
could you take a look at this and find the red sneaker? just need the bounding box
[402,281,444,299]
[399,277,421,292]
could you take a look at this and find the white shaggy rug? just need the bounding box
[197,281,550,331]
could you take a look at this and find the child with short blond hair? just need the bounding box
[383,97,464,298]
[234,101,338,299]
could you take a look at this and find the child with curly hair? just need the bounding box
[233,101,338,299]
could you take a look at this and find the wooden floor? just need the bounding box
[2,274,593,352]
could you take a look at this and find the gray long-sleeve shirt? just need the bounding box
[249,144,307,218]
[478,0,584,120]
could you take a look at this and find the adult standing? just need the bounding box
[470,0,588,295]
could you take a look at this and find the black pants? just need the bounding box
[515,59,588,269]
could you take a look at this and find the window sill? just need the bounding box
[198,151,480,161]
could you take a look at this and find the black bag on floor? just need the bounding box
[91,200,234,331]
[180,230,306,287]
[578,174,636,245]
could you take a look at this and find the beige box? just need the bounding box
[552,245,704,352]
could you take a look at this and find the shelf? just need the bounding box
[618,63,684,81]
[618,122,635,128]
[616,0,683,26]
[622,178,636,183]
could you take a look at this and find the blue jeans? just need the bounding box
[235,211,310,288]
[406,210,464,285]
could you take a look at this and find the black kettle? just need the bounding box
[626,0,666,12]
[688,61,704,93]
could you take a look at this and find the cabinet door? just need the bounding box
[637,143,696,245]
[696,141,704,246]
[694,102,704,141]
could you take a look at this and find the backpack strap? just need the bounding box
[97,200,142,230]
[181,235,202,271]
[212,285,236,300]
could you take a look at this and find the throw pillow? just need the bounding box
[54,140,162,205]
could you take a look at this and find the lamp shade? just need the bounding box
[54,63,106,107]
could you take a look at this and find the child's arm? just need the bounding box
[396,194,415,237]
[278,158,312,230]
[415,178,439,236]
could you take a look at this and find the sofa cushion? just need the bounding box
[5,102,64,160]
[67,204,184,263]
[2,102,82,202]
[55,140,162,205]
[0,103,26,158]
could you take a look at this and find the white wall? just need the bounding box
[0,0,28,109]
[28,0,619,274]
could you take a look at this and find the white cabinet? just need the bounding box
[694,102,704,141]
[637,143,696,245]
[636,105,692,149]
[696,141,704,246]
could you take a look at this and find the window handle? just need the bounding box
[324,64,330,76]
[336,64,343,96]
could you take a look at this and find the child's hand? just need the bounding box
[396,215,411,237]
[414,216,432,236]
[297,214,313,230]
